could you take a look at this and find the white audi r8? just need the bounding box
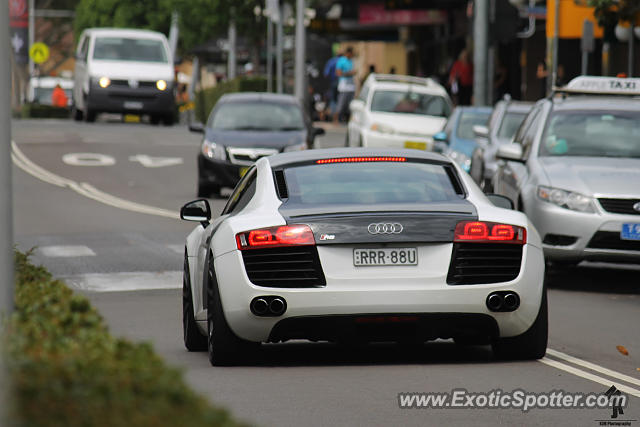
[180,148,546,366]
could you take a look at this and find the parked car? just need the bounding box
[347,74,452,151]
[189,92,325,198]
[493,76,640,267]
[433,106,492,173]
[27,76,73,107]
[73,28,175,124]
[470,98,533,191]
[180,148,546,365]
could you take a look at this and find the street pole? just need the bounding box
[629,24,635,77]
[168,11,179,60]
[267,18,273,92]
[276,1,284,94]
[28,0,34,77]
[473,0,489,105]
[294,0,306,102]
[551,0,560,87]
[1,4,16,423]
[228,16,237,80]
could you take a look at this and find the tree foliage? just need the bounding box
[74,0,267,53]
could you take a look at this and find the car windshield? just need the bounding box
[539,110,640,158]
[283,161,459,206]
[209,102,305,131]
[456,112,490,140]
[370,90,450,117]
[93,37,168,63]
[497,112,527,140]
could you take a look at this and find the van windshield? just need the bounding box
[93,37,168,63]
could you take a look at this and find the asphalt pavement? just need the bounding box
[11,117,640,427]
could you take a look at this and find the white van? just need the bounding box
[73,28,175,124]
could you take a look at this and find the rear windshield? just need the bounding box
[370,90,450,117]
[283,161,460,206]
[209,101,305,131]
[93,37,168,63]
[497,112,527,139]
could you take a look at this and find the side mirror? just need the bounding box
[496,143,524,162]
[433,141,448,154]
[349,99,365,112]
[433,131,448,143]
[189,122,205,133]
[473,125,489,139]
[486,194,514,210]
[312,126,325,137]
[180,199,211,225]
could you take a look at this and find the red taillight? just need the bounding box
[236,225,315,250]
[316,156,406,164]
[454,221,526,244]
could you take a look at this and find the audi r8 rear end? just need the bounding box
[180,148,546,365]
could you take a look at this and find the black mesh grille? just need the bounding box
[598,198,640,215]
[241,246,326,288]
[587,231,640,251]
[447,243,523,285]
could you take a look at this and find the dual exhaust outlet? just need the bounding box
[250,296,287,317]
[486,291,520,312]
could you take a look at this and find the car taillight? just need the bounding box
[236,225,315,250]
[316,156,406,164]
[454,221,526,244]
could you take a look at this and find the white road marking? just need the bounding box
[62,153,116,166]
[39,245,96,257]
[12,141,179,219]
[129,154,183,168]
[63,271,182,292]
[540,357,640,398]
[547,348,640,388]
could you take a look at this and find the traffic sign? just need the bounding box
[29,42,49,64]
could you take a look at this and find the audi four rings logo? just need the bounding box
[368,223,403,234]
[634,202,640,212]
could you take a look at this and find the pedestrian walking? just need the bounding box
[449,49,473,105]
[334,47,356,123]
[323,51,342,118]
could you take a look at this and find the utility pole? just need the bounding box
[294,0,306,102]
[1,0,15,317]
[28,0,34,77]
[228,15,237,80]
[473,0,489,105]
[629,23,635,77]
[168,11,179,60]
[551,0,560,88]
[267,18,273,92]
[276,1,284,93]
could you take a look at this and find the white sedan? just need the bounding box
[180,148,546,366]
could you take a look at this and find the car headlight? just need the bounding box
[98,77,111,88]
[156,79,167,91]
[537,186,595,213]
[370,123,395,134]
[283,141,307,152]
[201,139,226,160]
[448,150,471,172]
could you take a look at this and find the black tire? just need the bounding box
[183,253,207,351]
[206,258,259,366]
[84,109,96,123]
[492,289,548,360]
[162,114,175,126]
[150,115,161,125]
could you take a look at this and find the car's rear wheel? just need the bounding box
[84,109,96,123]
[183,253,207,351]
[207,259,259,366]
[492,289,548,360]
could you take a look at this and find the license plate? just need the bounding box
[404,141,427,150]
[621,223,640,241]
[123,114,140,122]
[124,101,143,110]
[353,248,417,266]
[239,167,249,178]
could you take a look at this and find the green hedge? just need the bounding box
[3,250,245,427]
[195,77,267,123]
[20,104,71,119]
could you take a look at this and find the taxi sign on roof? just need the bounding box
[558,76,640,96]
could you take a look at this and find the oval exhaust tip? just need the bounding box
[503,293,519,310]
[486,293,503,311]
[269,298,286,315]
[251,298,269,315]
